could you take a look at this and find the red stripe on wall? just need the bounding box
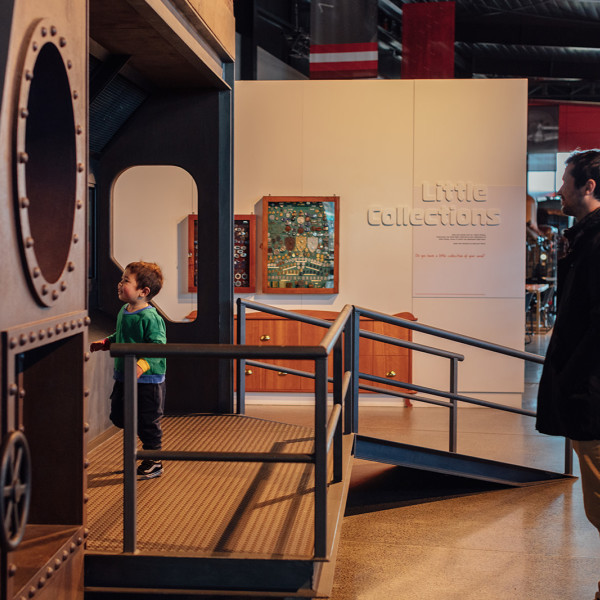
[310,61,378,72]
[310,68,379,80]
[310,42,378,53]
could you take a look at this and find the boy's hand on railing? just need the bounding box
[90,338,110,352]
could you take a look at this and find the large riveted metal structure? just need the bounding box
[0,1,88,598]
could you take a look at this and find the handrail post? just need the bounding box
[314,356,328,559]
[351,308,361,433]
[236,298,246,415]
[343,314,353,435]
[333,336,343,483]
[123,354,138,553]
[564,438,573,475]
[449,357,458,453]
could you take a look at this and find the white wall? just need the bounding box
[112,165,198,321]
[234,79,528,406]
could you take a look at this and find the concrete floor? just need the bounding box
[246,334,600,600]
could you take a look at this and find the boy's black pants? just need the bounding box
[109,380,165,450]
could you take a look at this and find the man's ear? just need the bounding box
[138,286,151,299]
[584,178,597,197]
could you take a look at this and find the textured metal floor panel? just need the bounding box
[87,414,319,558]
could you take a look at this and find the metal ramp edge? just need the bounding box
[355,435,573,487]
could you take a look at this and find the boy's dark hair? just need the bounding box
[566,150,600,199]
[126,262,164,300]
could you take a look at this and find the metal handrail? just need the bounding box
[352,306,570,472]
[112,301,353,559]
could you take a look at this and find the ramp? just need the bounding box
[355,435,572,487]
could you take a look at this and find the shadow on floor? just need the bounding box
[346,464,509,516]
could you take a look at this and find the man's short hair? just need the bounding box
[125,261,164,300]
[566,150,600,199]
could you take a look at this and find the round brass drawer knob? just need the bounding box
[260,335,271,341]
[386,370,396,378]
[245,369,253,376]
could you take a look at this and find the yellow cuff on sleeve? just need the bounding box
[137,358,150,374]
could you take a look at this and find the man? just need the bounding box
[537,150,600,598]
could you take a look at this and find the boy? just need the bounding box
[91,261,167,479]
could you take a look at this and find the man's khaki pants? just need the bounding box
[573,439,600,534]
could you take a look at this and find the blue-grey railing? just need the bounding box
[352,306,571,474]
[110,302,353,558]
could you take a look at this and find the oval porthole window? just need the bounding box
[14,21,83,306]
[25,43,76,283]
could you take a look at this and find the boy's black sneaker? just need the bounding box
[137,459,163,480]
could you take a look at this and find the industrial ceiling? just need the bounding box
[238,0,600,102]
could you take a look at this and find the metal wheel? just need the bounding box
[0,431,31,551]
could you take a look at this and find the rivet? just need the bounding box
[28,585,36,597]
[8,384,17,396]
[42,285,49,296]
[63,322,69,331]
[20,108,29,118]
[71,320,77,329]
[46,567,53,578]
[77,162,84,172]
[84,316,91,326]
[60,281,67,291]
[32,42,38,52]
[37,576,45,588]
[19,389,26,399]
[59,37,66,47]
[9,338,17,349]
[25,70,33,81]
[41,27,47,37]
[51,290,59,301]
[83,494,89,504]
[68,262,75,272]
[83,460,89,469]
[69,543,76,553]
[25,236,34,248]
[19,152,29,164]
[84,353,90,363]
[84,389,90,397]
[84,528,89,538]
[76,125,82,135]
[62,550,68,561]
[29,332,36,343]
[50,26,57,36]
[67,60,72,69]
[76,537,83,545]
[73,234,79,243]
[32,267,40,278]
[19,334,27,346]
[84,422,90,432]
[77,319,83,327]
[73,90,78,100]
[20,197,30,208]
[38,330,45,340]
[54,558,61,569]
[47,327,53,338]
[8,563,17,576]
[55,323,62,334]
[76,199,83,209]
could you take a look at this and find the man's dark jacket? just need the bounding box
[537,207,600,440]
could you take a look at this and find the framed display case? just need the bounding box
[234,215,256,293]
[187,214,256,293]
[262,196,339,294]
[187,214,198,293]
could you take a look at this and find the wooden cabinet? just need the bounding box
[236,310,417,395]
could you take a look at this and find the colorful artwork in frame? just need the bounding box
[262,196,339,294]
